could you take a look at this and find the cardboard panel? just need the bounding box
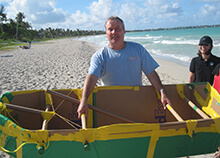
[94,85,203,127]
[94,86,159,126]
[9,91,45,130]
[163,85,195,121]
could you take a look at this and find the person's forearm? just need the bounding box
[188,72,195,83]
[81,74,98,102]
[188,78,193,83]
[146,71,163,92]
[77,74,98,118]
[146,71,170,109]
[188,77,195,83]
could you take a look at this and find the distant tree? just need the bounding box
[0,4,7,22]
[16,12,25,25]
[0,4,7,38]
[15,12,32,41]
[0,7,105,42]
[5,19,17,39]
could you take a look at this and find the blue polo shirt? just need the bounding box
[88,41,159,86]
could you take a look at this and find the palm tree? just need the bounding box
[15,12,32,41]
[16,12,25,25]
[0,4,7,35]
[0,4,7,22]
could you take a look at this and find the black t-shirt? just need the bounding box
[190,54,220,85]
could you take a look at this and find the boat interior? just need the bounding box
[4,83,220,130]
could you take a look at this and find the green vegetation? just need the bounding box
[0,4,105,49]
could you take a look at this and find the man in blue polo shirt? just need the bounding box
[89,41,158,86]
[77,16,171,118]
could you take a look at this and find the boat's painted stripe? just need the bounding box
[193,105,198,111]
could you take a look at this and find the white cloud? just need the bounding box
[131,0,184,28]
[67,11,90,29]
[2,0,220,30]
[193,3,220,25]
[201,4,216,15]
[89,0,113,18]
[118,3,147,30]
[143,0,182,17]
[0,0,11,2]
[61,0,118,30]
[6,0,66,29]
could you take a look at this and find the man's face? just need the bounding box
[105,20,125,49]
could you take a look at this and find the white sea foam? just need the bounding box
[159,40,198,45]
[125,35,162,40]
[149,49,191,65]
[214,43,220,47]
[175,37,183,40]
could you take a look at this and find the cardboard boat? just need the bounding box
[0,82,220,158]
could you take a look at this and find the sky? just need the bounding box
[0,0,220,31]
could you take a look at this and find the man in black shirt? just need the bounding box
[189,36,220,85]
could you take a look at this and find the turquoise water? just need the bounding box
[79,27,220,66]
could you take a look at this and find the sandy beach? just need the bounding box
[0,38,217,157]
[0,39,96,95]
[0,38,189,96]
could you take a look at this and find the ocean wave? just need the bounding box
[175,37,184,40]
[149,49,191,65]
[156,40,198,45]
[125,35,162,40]
[214,43,220,47]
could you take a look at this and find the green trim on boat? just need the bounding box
[0,92,14,103]
[0,113,9,126]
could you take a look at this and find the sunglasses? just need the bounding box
[199,44,210,46]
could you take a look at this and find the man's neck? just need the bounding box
[109,41,126,50]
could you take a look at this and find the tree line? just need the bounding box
[0,4,105,43]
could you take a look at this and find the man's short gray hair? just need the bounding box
[104,16,125,29]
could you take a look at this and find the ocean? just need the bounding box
[79,27,220,67]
